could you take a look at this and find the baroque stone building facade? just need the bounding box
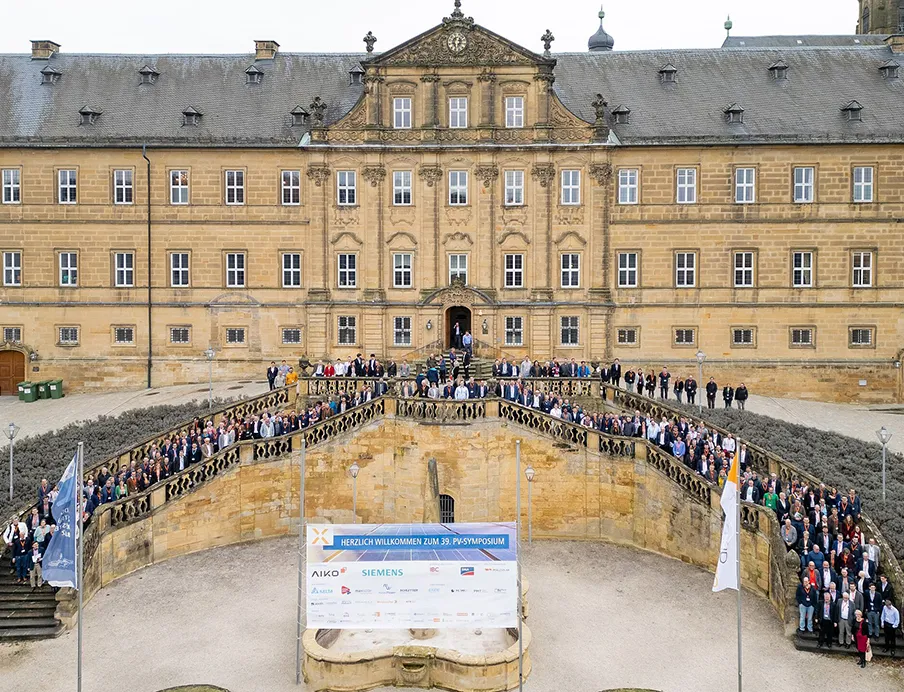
[1,3,903,401]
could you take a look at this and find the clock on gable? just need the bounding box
[447,31,468,53]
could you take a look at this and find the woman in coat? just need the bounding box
[854,610,870,667]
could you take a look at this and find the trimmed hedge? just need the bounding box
[0,399,232,520]
[684,406,904,558]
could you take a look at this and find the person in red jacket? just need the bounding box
[854,610,871,668]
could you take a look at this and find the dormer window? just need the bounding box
[349,64,365,86]
[245,65,263,85]
[879,60,900,80]
[841,100,863,122]
[78,106,102,126]
[612,104,631,125]
[290,106,309,127]
[768,60,788,80]
[724,103,744,124]
[182,106,202,127]
[658,63,677,84]
[139,65,159,85]
[40,65,61,85]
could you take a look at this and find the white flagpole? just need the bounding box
[77,441,85,692]
[515,439,523,692]
[735,466,742,692]
[295,437,307,685]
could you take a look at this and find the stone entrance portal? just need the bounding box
[446,306,471,349]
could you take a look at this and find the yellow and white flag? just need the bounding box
[713,450,740,592]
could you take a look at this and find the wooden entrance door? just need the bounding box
[0,351,25,396]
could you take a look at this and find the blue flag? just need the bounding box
[43,452,79,589]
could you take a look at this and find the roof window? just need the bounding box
[724,103,745,124]
[245,65,263,85]
[349,64,365,86]
[879,60,900,79]
[658,63,677,84]
[40,65,61,85]
[78,106,102,126]
[841,100,863,122]
[139,65,159,85]
[290,106,309,126]
[182,106,202,127]
[611,104,631,125]
[768,60,788,80]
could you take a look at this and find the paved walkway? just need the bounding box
[0,538,900,691]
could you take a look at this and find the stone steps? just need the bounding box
[793,629,899,659]
[0,552,63,641]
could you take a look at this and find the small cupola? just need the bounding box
[724,103,745,124]
[611,104,631,125]
[40,65,62,85]
[139,64,159,85]
[841,100,863,122]
[245,64,264,85]
[30,40,60,60]
[658,63,678,84]
[879,60,900,79]
[290,106,309,126]
[78,106,102,126]
[254,40,279,61]
[348,63,365,86]
[182,106,202,127]
[768,60,788,80]
[588,8,614,52]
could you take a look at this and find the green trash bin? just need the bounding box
[48,379,64,399]
[17,381,31,401]
[36,381,52,399]
[20,382,37,403]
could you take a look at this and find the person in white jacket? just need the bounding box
[454,380,470,400]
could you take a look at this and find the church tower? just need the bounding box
[857,0,904,34]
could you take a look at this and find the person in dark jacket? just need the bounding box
[673,377,684,403]
[685,376,697,405]
[705,378,718,409]
[722,385,734,409]
[816,591,836,649]
[609,358,621,387]
[735,383,749,410]
[658,368,670,400]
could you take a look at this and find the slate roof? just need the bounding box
[722,35,888,48]
[0,40,902,148]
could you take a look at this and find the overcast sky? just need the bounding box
[2,0,857,55]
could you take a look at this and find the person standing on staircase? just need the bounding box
[462,330,472,355]
[609,358,621,387]
[705,377,718,409]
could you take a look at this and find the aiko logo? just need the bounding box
[311,567,347,578]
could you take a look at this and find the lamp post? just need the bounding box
[204,348,215,410]
[349,462,360,523]
[876,426,893,503]
[3,422,20,502]
[695,350,707,415]
[525,465,535,545]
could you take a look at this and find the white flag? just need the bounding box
[713,450,739,592]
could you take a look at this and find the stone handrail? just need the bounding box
[600,382,904,608]
[299,376,604,399]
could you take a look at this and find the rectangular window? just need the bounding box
[504,254,523,288]
[617,327,638,345]
[675,252,696,287]
[505,316,524,346]
[225,328,246,345]
[169,326,191,344]
[674,328,696,346]
[449,254,468,284]
[59,252,78,286]
[113,169,133,205]
[561,170,581,205]
[114,252,134,287]
[170,170,189,205]
[393,97,412,129]
[560,253,580,288]
[282,253,302,288]
[225,170,244,205]
[735,167,756,203]
[792,251,813,288]
[113,326,134,344]
[733,251,754,287]
[617,252,638,288]
[337,170,357,205]
[791,327,814,347]
[337,254,357,288]
[853,166,874,203]
[170,253,190,287]
[849,327,874,347]
[618,169,638,205]
[731,327,755,347]
[505,96,524,128]
[449,170,468,205]
[58,169,77,204]
[449,97,468,128]
[676,168,697,204]
[560,316,579,345]
[281,170,301,206]
[225,252,246,288]
[793,166,814,203]
[58,326,79,345]
[393,252,412,288]
[852,251,873,287]
[393,316,412,346]
[282,327,302,345]
[3,327,21,343]
[504,170,524,206]
[3,251,21,286]
[393,170,412,206]
[338,316,357,346]
[1,169,20,204]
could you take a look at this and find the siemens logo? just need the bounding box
[361,569,404,578]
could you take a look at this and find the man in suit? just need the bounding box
[684,375,697,405]
[201,437,216,458]
[741,478,761,504]
[848,583,865,615]
[367,354,378,377]
[705,377,718,409]
[878,574,896,605]
[353,353,366,377]
[817,591,836,649]
[658,367,670,400]
[818,524,832,555]
[266,361,278,390]
[722,384,734,408]
[857,570,873,596]
[820,561,838,595]
[865,582,883,638]
[609,358,622,387]
[836,591,855,646]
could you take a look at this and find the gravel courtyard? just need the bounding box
[1,538,901,692]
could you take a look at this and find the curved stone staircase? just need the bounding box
[0,564,62,640]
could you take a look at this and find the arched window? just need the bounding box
[862,6,870,33]
[439,494,455,524]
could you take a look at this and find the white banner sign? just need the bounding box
[306,522,518,629]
